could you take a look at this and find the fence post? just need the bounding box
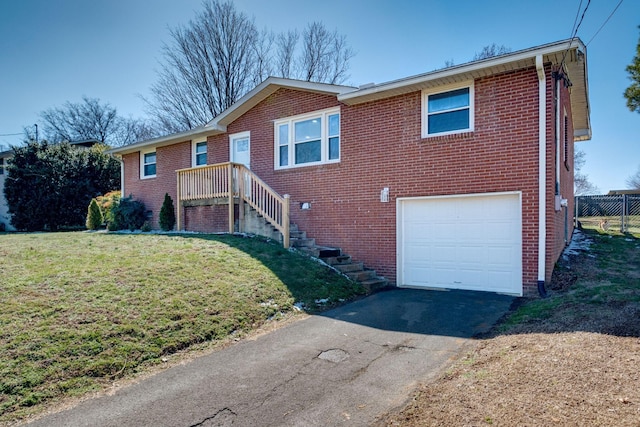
[622,195,627,233]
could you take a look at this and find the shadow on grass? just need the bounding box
[112,232,368,313]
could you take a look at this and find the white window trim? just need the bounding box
[274,107,340,170]
[140,148,156,179]
[421,81,474,138]
[192,140,208,167]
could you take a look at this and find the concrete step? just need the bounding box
[334,262,364,273]
[317,247,341,258]
[290,230,306,239]
[296,247,320,258]
[346,270,377,282]
[322,255,352,266]
[291,237,316,248]
[359,277,389,293]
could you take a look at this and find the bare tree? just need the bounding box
[40,97,118,144]
[626,166,640,189]
[145,0,261,133]
[253,29,275,86]
[275,30,299,79]
[473,43,512,61]
[299,22,354,84]
[38,97,155,147]
[574,148,599,195]
[112,117,159,147]
[145,2,356,133]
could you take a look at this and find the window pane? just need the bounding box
[428,109,469,134]
[196,153,207,166]
[144,163,156,176]
[428,88,469,113]
[329,137,339,160]
[279,146,288,166]
[279,124,289,145]
[196,142,207,154]
[328,114,339,136]
[295,140,321,164]
[234,138,248,152]
[294,118,321,143]
[144,152,156,164]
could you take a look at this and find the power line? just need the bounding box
[586,0,624,46]
[0,132,23,137]
[568,0,584,40]
[560,0,591,72]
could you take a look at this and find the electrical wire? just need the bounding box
[560,0,591,72]
[586,0,624,46]
[568,0,584,40]
[0,133,23,137]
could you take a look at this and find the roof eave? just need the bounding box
[107,125,226,156]
[209,77,356,128]
[338,39,587,105]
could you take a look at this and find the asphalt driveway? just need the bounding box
[28,288,514,426]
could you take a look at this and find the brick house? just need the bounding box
[110,39,591,297]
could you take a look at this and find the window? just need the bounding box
[275,108,340,169]
[193,141,207,167]
[422,83,474,137]
[141,150,156,178]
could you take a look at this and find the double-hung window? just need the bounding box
[141,149,156,178]
[422,83,474,137]
[193,141,207,167]
[275,108,340,169]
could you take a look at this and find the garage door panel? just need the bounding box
[399,193,522,295]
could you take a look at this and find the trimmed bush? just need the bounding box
[159,193,176,231]
[85,198,103,230]
[96,191,121,227]
[109,196,147,231]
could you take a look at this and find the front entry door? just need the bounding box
[230,132,250,169]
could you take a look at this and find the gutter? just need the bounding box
[536,55,548,298]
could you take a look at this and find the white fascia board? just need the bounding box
[339,39,586,105]
[208,77,357,128]
[107,125,225,156]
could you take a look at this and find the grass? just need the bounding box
[0,232,366,424]
[383,228,640,426]
[499,228,640,332]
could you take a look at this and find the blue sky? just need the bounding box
[0,0,638,192]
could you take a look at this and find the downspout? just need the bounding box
[536,55,548,298]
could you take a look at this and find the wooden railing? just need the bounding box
[176,162,290,248]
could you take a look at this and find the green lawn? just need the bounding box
[0,232,365,423]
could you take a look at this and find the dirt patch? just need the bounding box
[380,231,640,426]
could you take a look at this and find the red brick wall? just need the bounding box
[122,141,191,228]
[548,75,576,278]
[184,204,237,233]
[122,66,574,296]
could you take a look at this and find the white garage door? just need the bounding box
[397,192,522,295]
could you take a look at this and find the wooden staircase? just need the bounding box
[176,162,388,293]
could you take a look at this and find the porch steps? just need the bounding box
[244,208,388,293]
[288,224,388,293]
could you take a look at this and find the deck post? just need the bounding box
[283,194,290,249]
[228,163,234,234]
[176,172,182,231]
